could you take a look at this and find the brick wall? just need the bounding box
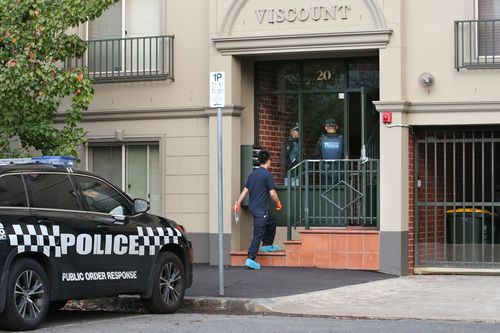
[257,95,292,184]
[408,133,415,273]
[256,63,298,185]
[417,139,446,264]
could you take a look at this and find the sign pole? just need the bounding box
[217,106,224,297]
[210,72,225,297]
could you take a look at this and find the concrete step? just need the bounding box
[230,250,286,267]
[230,228,380,270]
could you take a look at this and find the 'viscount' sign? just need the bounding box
[255,5,351,24]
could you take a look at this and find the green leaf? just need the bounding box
[0,0,119,157]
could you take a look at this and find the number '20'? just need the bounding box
[316,70,333,81]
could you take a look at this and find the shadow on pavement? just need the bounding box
[185,264,395,298]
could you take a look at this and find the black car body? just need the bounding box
[0,163,193,330]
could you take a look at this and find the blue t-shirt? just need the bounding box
[245,167,276,216]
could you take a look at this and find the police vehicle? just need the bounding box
[0,157,193,331]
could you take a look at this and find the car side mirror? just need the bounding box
[134,198,150,214]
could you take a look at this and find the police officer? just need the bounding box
[315,118,344,184]
[280,124,299,186]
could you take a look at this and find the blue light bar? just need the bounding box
[0,156,77,167]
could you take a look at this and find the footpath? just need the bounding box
[68,264,500,323]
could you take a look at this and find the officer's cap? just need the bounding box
[291,123,299,131]
[324,118,337,126]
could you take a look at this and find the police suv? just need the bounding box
[0,157,193,331]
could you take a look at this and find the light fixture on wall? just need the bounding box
[418,72,434,93]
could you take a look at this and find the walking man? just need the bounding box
[233,150,282,270]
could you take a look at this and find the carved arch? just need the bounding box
[219,0,388,36]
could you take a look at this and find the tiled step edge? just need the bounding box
[230,251,286,267]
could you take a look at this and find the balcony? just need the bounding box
[66,35,174,83]
[455,19,500,70]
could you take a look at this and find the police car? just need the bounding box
[0,157,193,331]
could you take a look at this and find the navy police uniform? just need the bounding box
[315,133,344,184]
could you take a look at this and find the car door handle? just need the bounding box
[37,219,54,226]
[98,225,111,232]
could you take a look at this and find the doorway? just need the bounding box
[255,58,380,185]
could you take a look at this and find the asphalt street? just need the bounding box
[27,312,500,333]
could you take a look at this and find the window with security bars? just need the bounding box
[478,0,500,57]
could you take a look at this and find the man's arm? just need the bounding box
[233,187,249,212]
[269,189,282,210]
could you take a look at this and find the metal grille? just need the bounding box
[286,159,379,240]
[65,35,174,83]
[415,128,500,268]
[455,19,500,70]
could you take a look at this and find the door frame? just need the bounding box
[84,136,166,217]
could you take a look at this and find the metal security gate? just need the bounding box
[415,127,500,268]
[286,159,379,240]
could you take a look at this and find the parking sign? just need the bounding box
[210,72,225,108]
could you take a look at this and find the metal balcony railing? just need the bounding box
[455,19,500,70]
[65,35,174,83]
[286,159,379,240]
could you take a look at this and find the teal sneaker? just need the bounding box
[245,258,261,270]
[260,245,280,252]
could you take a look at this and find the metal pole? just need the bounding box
[217,107,224,296]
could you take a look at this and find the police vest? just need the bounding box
[320,134,343,159]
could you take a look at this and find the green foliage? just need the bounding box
[0,0,119,157]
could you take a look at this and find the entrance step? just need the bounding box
[230,228,380,270]
[230,251,286,267]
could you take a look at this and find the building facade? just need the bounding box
[65,0,500,275]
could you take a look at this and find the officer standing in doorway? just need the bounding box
[315,118,344,184]
[281,124,299,186]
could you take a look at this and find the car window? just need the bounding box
[0,175,27,207]
[74,175,133,216]
[27,173,80,211]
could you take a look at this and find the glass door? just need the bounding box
[301,93,345,160]
[91,146,122,188]
[125,0,162,72]
[126,145,160,215]
[125,145,147,202]
[88,2,122,72]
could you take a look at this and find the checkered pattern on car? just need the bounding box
[7,224,180,257]
[9,224,61,257]
[136,226,181,255]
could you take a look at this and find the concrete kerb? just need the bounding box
[183,297,255,313]
[63,296,257,314]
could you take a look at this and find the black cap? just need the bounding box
[324,118,337,126]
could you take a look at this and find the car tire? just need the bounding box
[0,258,50,331]
[142,252,186,314]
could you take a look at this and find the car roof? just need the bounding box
[0,164,91,176]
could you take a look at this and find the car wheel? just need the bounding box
[0,258,49,331]
[142,252,186,314]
